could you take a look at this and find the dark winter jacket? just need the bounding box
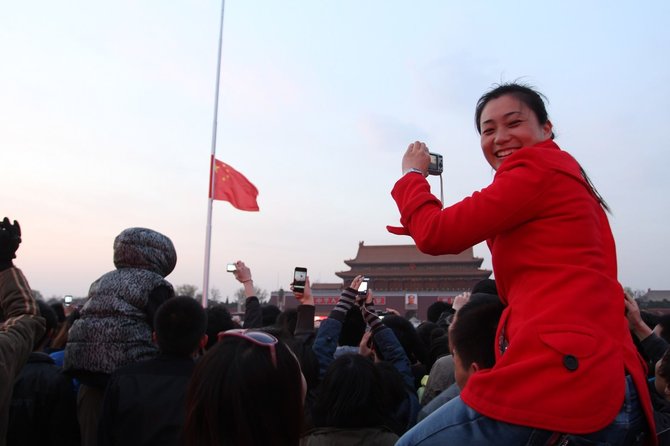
[7,352,79,446]
[0,267,45,446]
[97,354,195,446]
[64,228,176,385]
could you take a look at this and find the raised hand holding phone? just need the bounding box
[293,267,307,293]
[293,276,314,306]
[356,277,370,306]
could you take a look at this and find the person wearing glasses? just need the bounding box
[183,327,305,445]
[389,83,655,444]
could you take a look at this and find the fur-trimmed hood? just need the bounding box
[113,228,176,277]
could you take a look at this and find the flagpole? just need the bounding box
[203,0,226,308]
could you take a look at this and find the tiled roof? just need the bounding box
[342,242,480,265]
[641,290,670,302]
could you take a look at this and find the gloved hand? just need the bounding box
[0,217,22,263]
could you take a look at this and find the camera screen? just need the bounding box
[358,279,369,293]
[226,263,236,272]
[294,270,306,282]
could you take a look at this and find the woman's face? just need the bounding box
[479,94,553,170]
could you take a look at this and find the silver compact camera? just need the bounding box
[428,152,443,176]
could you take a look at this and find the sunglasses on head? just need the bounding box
[217,329,279,368]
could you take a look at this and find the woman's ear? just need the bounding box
[543,120,554,139]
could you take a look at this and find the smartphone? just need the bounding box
[293,267,307,292]
[226,263,237,272]
[358,277,369,295]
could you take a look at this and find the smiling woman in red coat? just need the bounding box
[391,83,656,446]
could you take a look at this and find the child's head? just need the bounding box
[113,227,177,277]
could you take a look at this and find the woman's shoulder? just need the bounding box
[497,140,581,179]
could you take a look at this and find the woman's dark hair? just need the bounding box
[475,83,553,137]
[380,315,428,366]
[474,82,610,213]
[311,354,388,429]
[183,334,303,446]
[374,361,411,435]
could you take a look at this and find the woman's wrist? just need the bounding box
[402,167,424,176]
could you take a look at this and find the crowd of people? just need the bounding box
[1,82,667,445]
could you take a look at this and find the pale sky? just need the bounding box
[2,1,669,301]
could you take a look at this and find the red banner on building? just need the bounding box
[314,297,386,305]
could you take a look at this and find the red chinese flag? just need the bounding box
[209,157,259,211]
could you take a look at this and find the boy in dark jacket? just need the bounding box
[97,296,207,446]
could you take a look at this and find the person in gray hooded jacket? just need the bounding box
[64,227,177,446]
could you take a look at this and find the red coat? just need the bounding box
[390,140,655,437]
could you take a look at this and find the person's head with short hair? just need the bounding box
[49,300,66,325]
[276,308,298,336]
[35,300,58,350]
[261,304,281,327]
[471,278,497,295]
[426,301,451,323]
[184,330,304,446]
[50,308,80,350]
[449,293,504,389]
[154,296,207,357]
[312,353,388,429]
[338,306,366,347]
[416,321,439,350]
[204,304,238,350]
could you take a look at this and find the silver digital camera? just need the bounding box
[428,152,443,176]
